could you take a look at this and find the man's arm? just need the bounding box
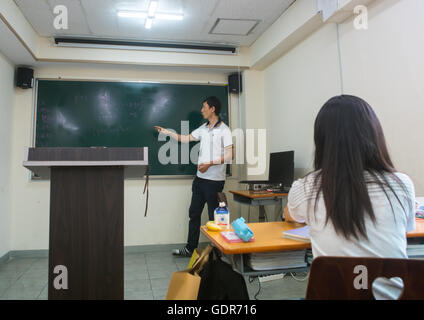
[154,126,197,143]
[198,146,233,173]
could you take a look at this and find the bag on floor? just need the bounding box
[197,247,249,300]
[166,245,213,300]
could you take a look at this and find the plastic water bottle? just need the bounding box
[214,201,230,230]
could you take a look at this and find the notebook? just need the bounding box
[220,231,255,243]
[282,226,310,242]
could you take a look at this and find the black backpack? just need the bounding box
[197,247,249,300]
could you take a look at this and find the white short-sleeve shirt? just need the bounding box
[191,121,232,181]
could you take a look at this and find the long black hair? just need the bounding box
[312,95,407,240]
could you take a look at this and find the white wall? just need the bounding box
[0,51,14,257]
[10,63,243,251]
[339,0,424,194]
[264,23,341,178]
[263,0,424,195]
[242,70,267,180]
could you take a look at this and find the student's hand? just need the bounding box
[198,163,212,173]
[284,206,296,223]
[154,126,169,135]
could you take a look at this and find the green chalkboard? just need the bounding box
[35,79,229,176]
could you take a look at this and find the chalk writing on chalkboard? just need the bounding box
[35,80,229,175]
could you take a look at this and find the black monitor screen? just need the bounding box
[268,151,294,187]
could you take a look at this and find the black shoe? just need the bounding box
[172,246,192,257]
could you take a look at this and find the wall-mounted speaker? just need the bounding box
[228,73,242,94]
[16,67,34,89]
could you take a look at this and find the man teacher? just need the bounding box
[154,96,233,256]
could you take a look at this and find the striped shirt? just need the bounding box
[288,171,415,258]
[288,170,416,299]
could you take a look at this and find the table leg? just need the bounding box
[274,198,283,221]
[259,206,266,222]
[238,201,241,219]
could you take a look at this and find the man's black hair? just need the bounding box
[203,96,221,116]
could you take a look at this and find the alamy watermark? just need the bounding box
[53,265,68,290]
[353,264,368,290]
[53,5,68,30]
[158,122,267,176]
[354,5,368,30]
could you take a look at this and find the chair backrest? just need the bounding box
[306,256,424,300]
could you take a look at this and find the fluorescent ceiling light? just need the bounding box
[148,1,158,17]
[145,18,153,29]
[117,1,184,29]
[155,13,183,21]
[117,11,147,18]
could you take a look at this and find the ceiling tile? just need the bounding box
[14,0,55,37]
[13,0,296,46]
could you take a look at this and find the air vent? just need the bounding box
[209,18,260,36]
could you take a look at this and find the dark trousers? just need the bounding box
[187,176,225,252]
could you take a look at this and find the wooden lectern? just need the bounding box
[23,147,148,300]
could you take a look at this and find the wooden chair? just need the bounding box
[306,256,424,300]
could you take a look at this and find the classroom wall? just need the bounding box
[10,63,246,251]
[339,0,424,194]
[263,22,341,177]
[0,51,14,258]
[242,70,267,180]
[263,0,424,195]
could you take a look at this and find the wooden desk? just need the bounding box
[201,220,424,276]
[201,221,310,277]
[201,221,309,255]
[229,190,288,222]
[407,218,424,238]
[230,190,289,199]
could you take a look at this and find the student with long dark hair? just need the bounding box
[286,95,415,299]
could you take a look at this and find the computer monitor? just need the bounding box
[268,151,294,187]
